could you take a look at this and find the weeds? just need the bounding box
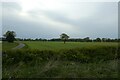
[2,45,119,78]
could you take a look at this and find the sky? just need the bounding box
[0,0,118,39]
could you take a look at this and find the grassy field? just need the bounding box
[0,41,1,51]
[2,41,18,50]
[3,59,118,78]
[2,41,119,78]
[24,41,118,51]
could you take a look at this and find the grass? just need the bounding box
[2,41,119,78]
[2,41,18,50]
[0,40,1,52]
[3,60,118,78]
[2,44,119,78]
[23,41,118,51]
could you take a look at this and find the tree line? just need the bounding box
[13,37,118,42]
[1,31,120,43]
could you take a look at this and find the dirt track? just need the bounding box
[12,43,25,50]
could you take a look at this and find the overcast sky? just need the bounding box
[1,0,118,39]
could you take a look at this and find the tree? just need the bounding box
[3,31,16,43]
[60,33,69,44]
[102,38,106,42]
[95,38,101,42]
[83,37,91,42]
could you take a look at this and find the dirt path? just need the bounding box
[12,43,25,50]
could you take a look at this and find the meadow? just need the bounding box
[2,41,18,50]
[2,41,119,78]
[0,41,1,50]
[23,41,118,51]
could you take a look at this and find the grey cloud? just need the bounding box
[2,2,22,13]
[2,2,118,39]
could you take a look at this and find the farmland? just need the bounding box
[2,41,119,78]
[23,41,118,51]
[2,1,119,79]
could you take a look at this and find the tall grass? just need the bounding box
[2,45,119,78]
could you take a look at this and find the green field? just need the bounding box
[24,41,118,51]
[2,41,119,78]
[0,42,2,51]
[2,41,18,50]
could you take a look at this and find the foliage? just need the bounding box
[2,42,119,78]
[14,37,119,42]
[60,33,69,44]
[3,31,16,43]
[3,46,116,65]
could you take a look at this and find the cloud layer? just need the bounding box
[1,1,118,39]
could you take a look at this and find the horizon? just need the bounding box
[0,36,118,40]
[1,1,118,39]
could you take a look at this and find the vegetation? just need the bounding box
[2,41,18,50]
[0,41,1,50]
[10,37,119,42]
[60,33,69,44]
[3,31,16,43]
[2,41,119,78]
[23,41,118,51]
